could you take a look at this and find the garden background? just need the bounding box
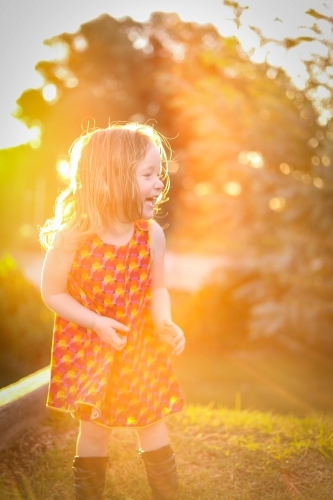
[0,1,333,498]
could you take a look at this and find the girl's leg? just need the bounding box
[136,420,169,451]
[77,419,112,456]
[137,421,178,500]
[73,420,112,500]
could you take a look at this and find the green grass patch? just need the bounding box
[1,405,333,500]
[171,345,333,416]
[1,289,333,499]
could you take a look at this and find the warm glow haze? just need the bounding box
[0,0,329,149]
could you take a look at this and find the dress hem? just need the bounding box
[45,403,185,430]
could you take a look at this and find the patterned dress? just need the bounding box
[47,219,184,428]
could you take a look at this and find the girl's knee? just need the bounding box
[138,420,165,436]
[137,421,169,450]
[77,420,111,456]
[79,420,111,443]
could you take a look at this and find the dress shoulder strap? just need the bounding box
[136,219,150,232]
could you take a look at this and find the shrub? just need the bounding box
[172,257,333,353]
[171,267,264,350]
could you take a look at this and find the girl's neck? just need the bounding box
[98,220,135,246]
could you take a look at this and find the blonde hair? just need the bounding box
[39,122,171,250]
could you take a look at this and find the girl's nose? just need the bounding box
[156,177,164,189]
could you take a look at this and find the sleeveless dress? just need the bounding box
[47,219,184,428]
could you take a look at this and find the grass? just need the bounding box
[1,290,333,499]
[169,290,333,417]
[171,343,333,416]
[1,343,333,500]
[1,404,333,500]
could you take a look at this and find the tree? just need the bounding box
[4,7,333,349]
[14,15,164,226]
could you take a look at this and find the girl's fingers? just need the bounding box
[101,328,127,349]
[156,321,185,354]
[113,335,127,350]
[113,321,129,333]
[172,335,185,355]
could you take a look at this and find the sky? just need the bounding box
[0,0,330,149]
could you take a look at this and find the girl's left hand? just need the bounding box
[157,321,186,355]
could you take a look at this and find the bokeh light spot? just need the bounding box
[129,113,145,123]
[313,177,324,188]
[168,161,179,174]
[57,160,71,182]
[194,182,212,196]
[247,151,263,168]
[65,77,79,88]
[302,174,312,185]
[322,155,330,167]
[224,181,242,196]
[42,84,57,102]
[147,101,160,116]
[133,37,148,50]
[73,36,88,52]
[19,223,34,238]
[286,90,295,99]
[293,170,302,181]
[238,151,248,165]
[238,150,263,167]
[266,68,278,79]
[308,137,319,148]
[269,197,286,212]
[279,163,290,174]
[28,125,41,149]
[326,130,333,141]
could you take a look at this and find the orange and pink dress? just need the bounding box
[47,219,184,428]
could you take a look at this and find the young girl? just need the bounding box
[40,123,185,500]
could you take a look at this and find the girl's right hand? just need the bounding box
[156,320,186,355]
[92,316,129,351]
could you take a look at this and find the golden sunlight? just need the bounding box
[42,84,58,102]
[28,125,41,149]
[56,159,71,182]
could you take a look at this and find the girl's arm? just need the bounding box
[41,231,128,350]
[150,221,185,355]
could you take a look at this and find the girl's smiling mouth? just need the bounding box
[145,196,158,207]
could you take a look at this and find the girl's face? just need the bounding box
[135,144,164,220]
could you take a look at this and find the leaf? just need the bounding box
[296,36,315,43]
[284,37,314,49]
[224,1,241,8]
[306,9,332,22]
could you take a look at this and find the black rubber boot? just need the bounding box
[72,456,109,500]
[139,445,178,500]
